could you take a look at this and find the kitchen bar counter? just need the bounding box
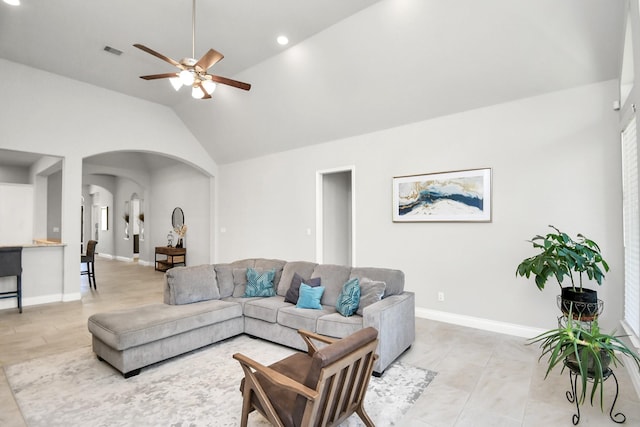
[0,242,65,310]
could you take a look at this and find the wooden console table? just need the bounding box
[155,247,186,272]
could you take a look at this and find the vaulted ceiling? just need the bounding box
[0,0,627,165]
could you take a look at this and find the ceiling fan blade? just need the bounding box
[209,75,252,91]
[139,73,179,80]
[133,44,182,68]
[195,49,224,72]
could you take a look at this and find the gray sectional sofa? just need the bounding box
[88,258,415,377]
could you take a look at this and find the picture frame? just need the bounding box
[392,168,492,222]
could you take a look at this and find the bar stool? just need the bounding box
[81,240,98,289]
[0,246,23,313]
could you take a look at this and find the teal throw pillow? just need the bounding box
[297,283,325,309]
[244,267,276,297]
[336,277,360,317]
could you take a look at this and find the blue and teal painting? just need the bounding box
[398,177,484,217]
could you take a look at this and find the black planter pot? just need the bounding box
[565,349,612,377]
[559,287,602,320]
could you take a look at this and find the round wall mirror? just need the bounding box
[172,207,184,229]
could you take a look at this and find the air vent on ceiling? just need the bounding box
[103,46,123,56]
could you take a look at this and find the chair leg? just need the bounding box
[356,406,375,427]
[90,261,97,289]
[240,389,252,427]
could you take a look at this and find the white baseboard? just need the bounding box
[0,293,77,310]
[415,307,546,339]
[114,256,132,262]
[138,260,152,267]
[98,253,115,260]
[62,293,81,302]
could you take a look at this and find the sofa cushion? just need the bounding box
[311,264,352,306]
[222,296,264,310]
[284,273,321,304]
[244,268,276,297]
[87,300,242,351]
[278,305,337,332]
[350,267,404,297]
[317,313,364,338]
[335,277,360,317]
[297,284,325,309]
[277,261,318,297]
[230,259,258,269]
[254,259,287,289]
[244,296,290,323]
[356,277,386,315]
[165,264,220,305]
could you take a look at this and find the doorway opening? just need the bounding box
[130,193,143,260]
[316,166,355,266]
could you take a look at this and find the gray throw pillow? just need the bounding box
[166,265,220,305]
[284,273,321,304]
[232,268,248,297]
[357,277,386,315]
[214,264,234,298]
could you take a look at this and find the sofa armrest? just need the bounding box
[363,291,415,374]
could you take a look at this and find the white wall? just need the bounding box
[0,183,34,246]
[218,80,622,331]
[46,170,62,242]
[150,163,212,267]
[0,58,218,302]
[0,165,29,184]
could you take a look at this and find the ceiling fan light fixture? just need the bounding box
[179,69,195,86]
[201,80,216,94]
[133,0,251,100]
[191,86,205,99]
[169,77,182,91]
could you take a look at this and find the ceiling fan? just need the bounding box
[133,0,251,99]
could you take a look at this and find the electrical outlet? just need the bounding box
[438,292,445,302]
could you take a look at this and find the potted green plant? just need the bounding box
[516,225,609,319]
[529,311,640,410]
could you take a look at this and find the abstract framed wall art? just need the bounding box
[392,168,492,222]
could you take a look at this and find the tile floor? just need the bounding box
[0,258,639,426]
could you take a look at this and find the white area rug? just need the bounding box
[5,335,435,427]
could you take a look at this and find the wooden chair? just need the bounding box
[81,240,98,289]
[233,327,379,427]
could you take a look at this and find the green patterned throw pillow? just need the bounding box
[244,267,276,297]
[336,277,360,317]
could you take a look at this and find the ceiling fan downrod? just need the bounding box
[191,0,196,60]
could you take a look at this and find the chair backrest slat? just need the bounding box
[304,337,378,426]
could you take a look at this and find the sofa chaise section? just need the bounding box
[88,267,243,377]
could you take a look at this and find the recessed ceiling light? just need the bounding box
[277,35,289,46]
[3,0,21,5]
